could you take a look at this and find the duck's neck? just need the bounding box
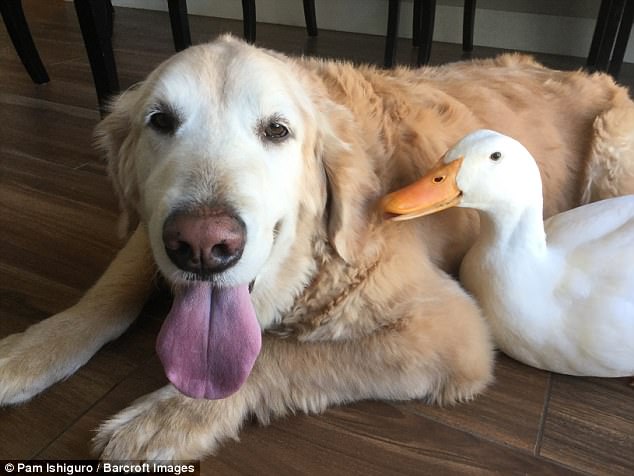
[476,200,547,257]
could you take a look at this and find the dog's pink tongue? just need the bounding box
[156,284,261,399]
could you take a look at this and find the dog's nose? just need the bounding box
[162,208,246,275]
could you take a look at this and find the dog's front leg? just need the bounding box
[0,226,155,405]
[96,288,493,460]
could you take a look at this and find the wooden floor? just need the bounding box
[1,1,633,474]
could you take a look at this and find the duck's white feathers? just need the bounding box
[455,132,634,377]
[545,196,634,375]
[545,194,634,249]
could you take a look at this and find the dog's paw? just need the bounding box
[0,332,40,405]
[0,311,90,406]
[429,351,495,406]
[94,386,237,461]
[0,329,73,405]
[433,371,493,406]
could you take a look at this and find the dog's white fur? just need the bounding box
[137,47,319,296]
[2,36,634,460]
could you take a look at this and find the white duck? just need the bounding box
[382,129,634,377]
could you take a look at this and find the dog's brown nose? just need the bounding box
[162,208,246,275]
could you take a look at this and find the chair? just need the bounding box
[384,0,476,68]
[168,0,191,52]
[73,0,318,113]
[152,0,319,49]
[74,0,119,113]
[242,0,318,43]
[587,0,634,78]
[75,0,634,113]
[0,0,49,83]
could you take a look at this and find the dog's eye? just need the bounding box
[264,122,289,141]
[148,111,179,134]
[489,151,502,161]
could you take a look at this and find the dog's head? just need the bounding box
[95,36,379,399]
[98,35,377,287]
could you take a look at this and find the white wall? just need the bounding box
[110,0,634,63]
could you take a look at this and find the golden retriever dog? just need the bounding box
[1,35,633,459]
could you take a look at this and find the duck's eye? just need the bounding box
[433,175,446,184]
[264,122,289,141]
[490,151,502,161]
[148,110,179,134]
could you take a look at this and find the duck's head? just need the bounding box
[382,129,543,221]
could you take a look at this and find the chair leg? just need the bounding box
[595,0,626,71]
[73,0,120,114]
[107,0,114,38]
[412,0,421,46]
[608,0,634,77]
[0,0,49,84]
[241,0,256,43]
[462,0,476,52]
[588,0,615,67]
[303,0,318,37]
[416,0,436,66]
[384,0,400,68]
[167,0,191,51]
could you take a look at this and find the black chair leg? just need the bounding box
[384,0,400,67]
[608,0,634,77]
[588,0,627,71]
[168,0,191,51]
[412,0,421,46]
[0,0,49,84]
[74,0,119,114]
[106,0,114,38]
[463,0,476,52]
[595,0,626,71]
[588,0,615,67]
[303,0,318,37]
[416,0,436,66]
[242,0,256,43]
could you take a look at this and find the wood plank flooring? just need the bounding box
[1,1,633,474]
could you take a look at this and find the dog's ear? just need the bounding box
[317,101,381,264]
[94,88,142,236]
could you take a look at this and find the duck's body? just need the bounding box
[461,195,634,375]
[382,130,634,376]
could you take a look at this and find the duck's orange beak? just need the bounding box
[381,157,464,221]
